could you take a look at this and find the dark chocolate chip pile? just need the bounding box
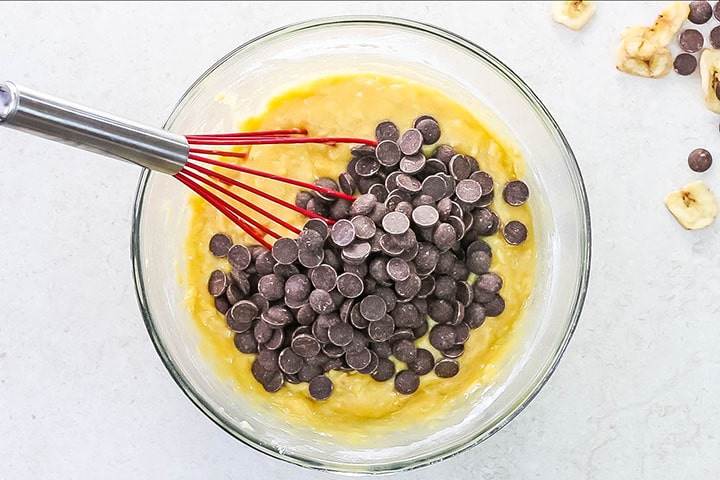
[206,116,530,400]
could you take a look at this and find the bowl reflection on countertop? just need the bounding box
[131,16,591,475]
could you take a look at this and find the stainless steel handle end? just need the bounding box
[0,81,19,123]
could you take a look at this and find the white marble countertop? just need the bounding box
[1,2,719,479]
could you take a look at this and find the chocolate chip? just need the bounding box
[253,319,274,344]
[689,1,712,23]
[291,334,321,358]
[375,287,398,312]
[330,219,356,247]
[503,220,528,245]
[376,121,400,142]
[413,320,429,339]
[474,209,499,236]
[434,275,457,301]
[350,215,376,240]
[467,249,491,275]
[399,129,423,156]
[328,321,355,347]
[410,204,439,229]
[345,347,372,370]
[323,343,346,359]
[447,215,466,241]
[433,223,456,252]
[395,273,421,298]
[688,148,713,172]
[336,272,364,298]
[454,179,482,203]
[711,25,720,48]
[371,358,396,382]
[234,331,258,354]
[296,304,317,326]
[209,233,232,257]
[226,244,251,271]
[414,116,441,144]
[408,348,435,375]
[359,294,387,322]
[383,258,408,282]
[355,156,381,177]
[309,289,335,314]
[483,294,505,317]
[350,193,378,217]
[429,324,456,350]
[475,272,503,295]
[229,300,259,327]
[417,276,436,299]
[674,53,698,76]
[442,344,464,359]
[394,201,413,218]
[306,197,329,217]
[250,293,270,314]
[277,347,303,375]
[257,274,284,302]
[394,369,420,394]
[297,363,323,383]
[679,29,704,53]
[208,270,228,297]
[454,321,470,345]
[262,305,293,328]
[449,154,471,180]
[465,303,486,329]
[351,144,376,157]
[395,173,422,194]
[308,265,336,293]
[434,358,459,378]
[392,339,417,364]
[381,211,410,235]
[414,242,440,275]
[257,348,279,372]
[503,180,530,206]
[230,269,251,295]
[368,315,395,342]
[367,183,389,203]
[470,171,493,194]
[338,172,356,195]
[307,375,333,400]
[424,158,447,175]
[304,218,329,240]
[376,140,402,167]
[456,281,473,307]
[400,153,427,174]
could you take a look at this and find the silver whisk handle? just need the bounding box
[0,81,188,175]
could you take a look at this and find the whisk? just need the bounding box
[0,81,377,249]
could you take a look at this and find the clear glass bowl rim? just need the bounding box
[130,15,592,475]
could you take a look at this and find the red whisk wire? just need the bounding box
[185,128,307,139]
[180,167,301,236]
[175,173,272,250]
[187,136,377,146]
[190,148,247,159]
[187,154,355,202]
[182,162,336,225]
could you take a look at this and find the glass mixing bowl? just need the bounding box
[131,16,591,474]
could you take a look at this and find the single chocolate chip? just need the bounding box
[234,331,258,354]
[674,53,698,76]
[376,140,402,167]
[291,334,321,358]
[368,315,395,342]
[421,175,447,201]
[309,289,335,314]
[230,269,251,295]
[278,347,303,375]
[475,272,503,295]
[467,249,491,275]
[264,327,284,350]
[711,25,720,48]
[394,369,420,394]
[399,129,423,156]
[262,305,293,328]
[392,339,417,364]
[295,191,313,209]
[411,204,439,229]
[328,321,355,347]
[304,218,329,240]
[455,179,483,204]
[395,274,422,299]
[338,172,356,195]
[413,319,429,339]
[447,216,466,241]
[229,300,259,327]
[408,348,435,375]
[449,154,471,180]
[414,117,441,144]
[350,193,378,216]
[503,220,528,245]
[371,358,396,382]
[456,281,474,307]
[336,272,364,298]
[345,347,372,370]
[376,120,400,142]
[429,324,456,350]
[442,344,465,359]
[454,321,471,345]
[417,276,436,299]
[323,343,346,359]
[209,233,233,257]
[470,171,494,194]
[688,148,713,172]
[414,242,440,275]
[375,287,398,313]
[356,350,379,375]
[395,173,422,194]
[391,303,421,328]
[433,223,457,252]
[227,244,251,271]
[360,294,388,322]
[474,209,499,236]
[257,274,285,302]
[296,304,317,326]
[351,144,376,157]
[257,348,279,372]
[307,375,333,400]
[394,201,414,219]
[305,197,329,217]
[370,341,392,359]
[250,293,270,314]
[208,270,228,297]
[350,215,376,240]
[679,29,704,53]
[434,358,459,378]
[465,303,487,329]
[434,275,457,301]
[400,153,427,175]
[689,0,713,23]
[339,298,355,324]
[307,265,336,293]
[282,274,310,304]
[253,319,274,344]
[273,263,299,281]
[367,184,388,204]
[381,211,410,235]
[355,156,381,177]
[483,294,506,317]
[385,257,409,282]
[331,219,356,247]
[503,180,530,206]
[432,144,454,164]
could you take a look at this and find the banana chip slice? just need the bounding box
[664,180,718,230]
[551,1,596,31]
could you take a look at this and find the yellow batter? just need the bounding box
[182,73,535,439]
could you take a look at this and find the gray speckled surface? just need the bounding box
[1,2,719,479]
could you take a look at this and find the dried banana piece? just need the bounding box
[664,180,718,230]
[551,1,596,31]
[700,49,720,113]
[616,1,690,78]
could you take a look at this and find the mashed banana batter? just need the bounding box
[183,73,535,437]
